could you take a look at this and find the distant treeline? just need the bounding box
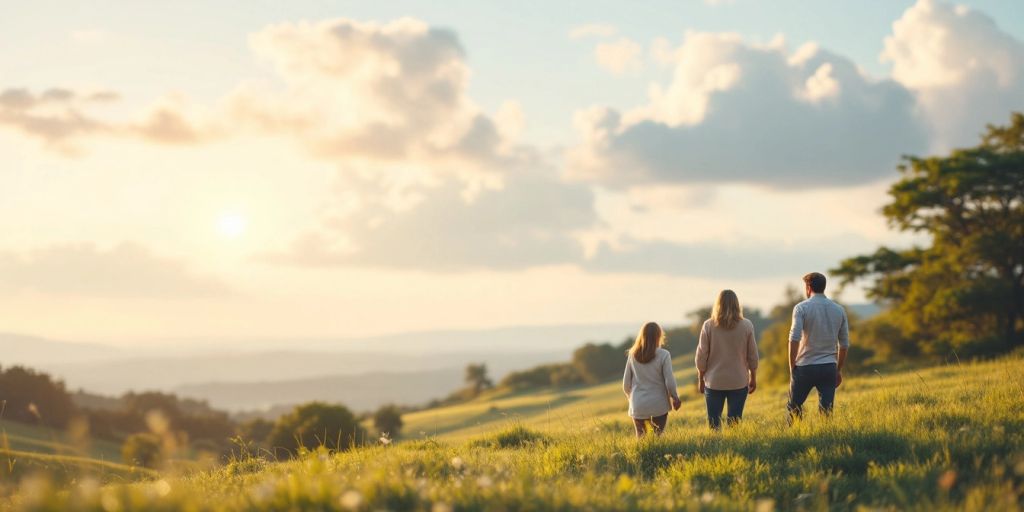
[0,364,398,467]
[0,365,234,450]
[420,309,774,405]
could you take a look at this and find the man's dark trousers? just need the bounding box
[787,362,837,420]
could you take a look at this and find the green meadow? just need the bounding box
[4,353,1022,511]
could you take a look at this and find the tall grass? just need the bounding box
[4,356,1023,511]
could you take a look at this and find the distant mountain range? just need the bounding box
[0,322,639,412]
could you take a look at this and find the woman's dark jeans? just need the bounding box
[704,387,748,429]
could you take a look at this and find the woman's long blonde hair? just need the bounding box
[628,322,664,363]
[712,289,743,329]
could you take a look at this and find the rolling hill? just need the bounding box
[6,353,1021,510]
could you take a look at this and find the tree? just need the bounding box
[464,363,493,396]
[571,343,623,384]
[237,418,275,446]
[756,287,805,385]
[268,402,365,457]
[0,366,75,428]
[834,113,1024,355]
[373,405,403,437]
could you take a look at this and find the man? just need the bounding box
[787,272,850,421]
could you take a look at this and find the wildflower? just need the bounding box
[451,457,464,470]
[379,434,393,446]
[476,475,493,488]
[340,490,363,510]
[701,492,714,503]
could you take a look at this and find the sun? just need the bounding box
[216,212,248,238]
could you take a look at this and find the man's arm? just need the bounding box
[788,305,803,375]
[836,347,848,387]
[789,341,799,374]
[836,308,850,386]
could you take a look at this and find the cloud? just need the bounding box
[0,243,230,298]
[567,33,929,187]
[882,0,1024,150]
[219,17,533,191]
[241,18,605,271]
[265,164,595,271]
[0,87,208,153]
[0,88,112,153]
[649,37,678,67]
[594,37,643,74]
[568,23,618,40]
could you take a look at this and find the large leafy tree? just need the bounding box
[834,113,1024,355]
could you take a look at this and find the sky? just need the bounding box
[0,0,1022,345]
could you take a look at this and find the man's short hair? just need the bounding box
[803,272,827,294]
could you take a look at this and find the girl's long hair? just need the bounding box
[628,322,664,364]
[712,289,743,330]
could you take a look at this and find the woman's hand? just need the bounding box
[671,397,682,411]
[698,378,706,394]
[748,377,757,394]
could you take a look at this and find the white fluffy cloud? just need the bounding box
[567,33,929,187]
[241,18,599,270]
[882,0,1024,150]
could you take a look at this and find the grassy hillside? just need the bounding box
[0,420,155,489]
[5,355,1023,510]
[0,419,122,461]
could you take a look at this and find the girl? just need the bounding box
[622,322,682,438]
[695,289,759,430]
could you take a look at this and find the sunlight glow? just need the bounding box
[216,213,248,238]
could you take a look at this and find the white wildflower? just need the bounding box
[340,490,363,510]
[153,479,171,497]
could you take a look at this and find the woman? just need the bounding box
[695,290,759,429]
[623,322,682,438]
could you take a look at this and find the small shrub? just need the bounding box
[470,425,550,449]
[122,432,163,468]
